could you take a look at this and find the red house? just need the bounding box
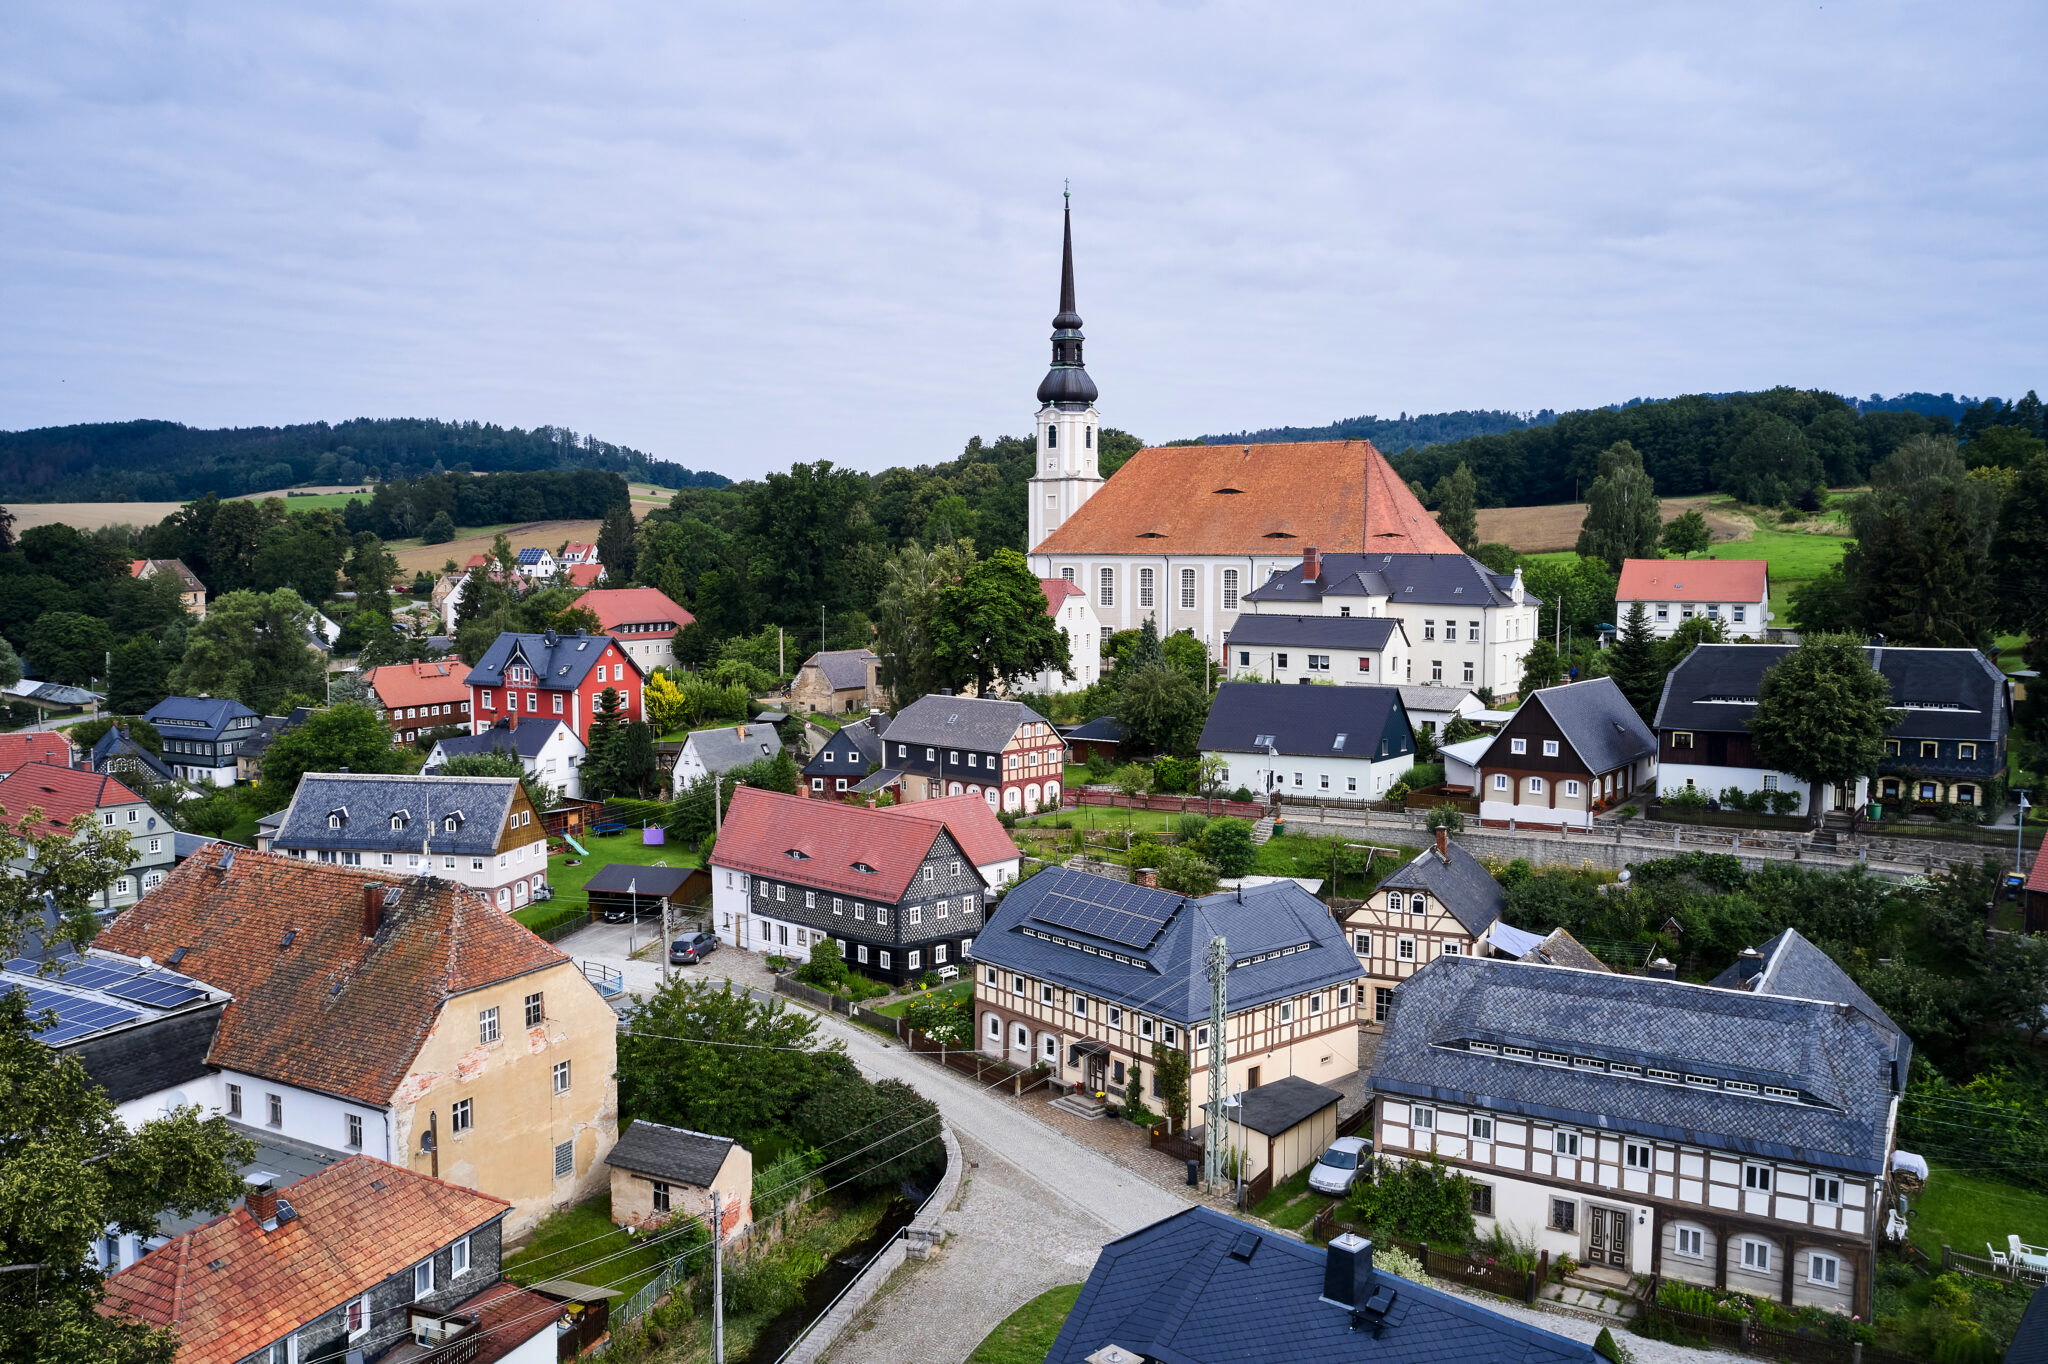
[462,630,646,742]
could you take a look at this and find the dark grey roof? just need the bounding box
[584,865,698,898]
[1230,1075,1341,1136]
[975,867,1363,1026]
[604,1120,736,1186]
[272,773,519,856]
[1396,685,1477,715]
[143,696,260,738]
[802,715,885,778]
[1197,682,1412,761]
[884,695,1050,753]
[1063,715,1126,744]
[1521,928,1610,972]
[1653,643,2011,744]
[1224,615,1402,650]
[171,831,230,861]
[91,729,175,785]
[1375,840,1504,936]
[464,630,626,691]
[2008,1286,2048,1364]
[805,649,878,692]
[158,1125,347,1238]
[852,767,902,794]
[683,722,783,775]
[1707,928,1905,1049]
[432,717,573,763]
[1525,678,1656,773]
[1242,553,1539,609]
[1045,1206,1597,1364]
[1371,955,1907,1174]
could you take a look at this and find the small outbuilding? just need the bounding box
[605,1120,753,1241]
[583,864,710,920]
[1061,715,1126,767]
[1220,1075,1344,1193]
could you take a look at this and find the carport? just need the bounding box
[584,864,710,921]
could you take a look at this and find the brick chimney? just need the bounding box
[1433,825,1449,860]
[1135,867,1159,889]
[1302,545,1321,582]
[363,883,383,938]
[245,1173,281,1230]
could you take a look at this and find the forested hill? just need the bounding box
[1200,408,1555,451]
[0,417,730,502]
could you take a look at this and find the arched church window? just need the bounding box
[1086,427,1094,449]
[1046,426,1057,449]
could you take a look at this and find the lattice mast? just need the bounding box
[1202,934,1228,1192]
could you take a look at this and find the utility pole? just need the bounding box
[1202,935,1228,1193]
[711,1191,726,1364]
[661,895,673,982]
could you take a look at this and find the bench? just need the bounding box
[936,964,959,982]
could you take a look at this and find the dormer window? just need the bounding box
[851,861,877,874]
[785,848,811,860]
[390,815,405,831]
[329,815,342,829]
[443,815,461,832]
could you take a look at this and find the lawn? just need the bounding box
[965,1283,1084,1364]
[1249,1166,1332,1233]
[1701,525,1849,586]
[1909,1163,2048,1261]
[264,491,371,512]
[503,1191,673,1298]
[871,979,972,1017]
[1018,805,1178,835]
[548,828,702,904]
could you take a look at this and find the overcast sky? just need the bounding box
[3,3,2044,481]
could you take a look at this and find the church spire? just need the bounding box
[1038,188,1099,407]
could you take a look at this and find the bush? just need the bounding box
[1204,818,1257,877]
[1230,786,1254,803]
[1423,804,1464,834]
[1768,788,1803,815]
[795,945,851,989]
[1343,1156,1475,1245]
[1374,1244,1425,1281]
[1152,755,1192,792]
[1663,784,1710,808]
[1172,811,1210,842]
[997,809,1019,829]
[1404,763,1445,790]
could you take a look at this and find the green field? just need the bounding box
[547,826,702,903]
[1524,523,1849,592]
[260,491,371,512]
[1909,1163,2048,1261]
[966,1283,1084,1364]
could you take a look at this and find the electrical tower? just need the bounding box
[1202,934,1228,1192]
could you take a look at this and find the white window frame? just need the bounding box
[452,1235,471,1277]
[1510,737,1526,755]
[1676,1226,1705,1259]
[1412,1106,1436,1131]
[1742,1239,1771,1273]
[1625,1142,1651,1169]
[1554,1130,1580,1157]
[1808,1251,1839,1287]
[1542,739,1559,757]
[1470,1116,1494,1141]
[414,1258,435,1300]
[1098,567,1115,608]
[1744,1165,1772,1192]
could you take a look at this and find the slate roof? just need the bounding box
[1371,955,1908,1174]
[2007,1285,2048,1364]
[884,694,1051,753]
[1242,551,1536,609]
[578,586,694,633]
[0,763,147,836]
[1617,558,1769,603]
[7,678,101,706]
[975,867,1363,1026]
[714,787,1015,899]
[1224,615,1402,650]
[852,767,902,794]
[1653,644,2011,744]
[93,850,570,1107]
[682,722,783,775]
[803,649,879,691]
[1374,839,1504,936]
[143,696,260,739]
[1045,1205,1597,1364]
[1521,677,1657,773]
[465,630,632,691]
[1197,682,1411,760]
[1033,441,1460,558]
[0,729,75,773]
[801,714,885,779]
[432,717,576,764]
[272,773,520,857]
[1230,1075,1341,1137]
[1707,928,1904,1047]
[130,557,207,593]
[604,1120,736,1186]
[1397,685,1479,716]
[99,1156,510,1364]
[584,864,698,899]
[1063,715,1126,744]
[91,728,175,785]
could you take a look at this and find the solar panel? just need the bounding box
[11,983,143,1043]
[47,959,146,992]
[1030,877,1179,950]
[105,973,209,1010]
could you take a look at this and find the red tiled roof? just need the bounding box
[717,787,958,900]
[366,661,471,711]
[565,562,603,587]
[100,1156,510,1364]
[2027,828,2048,896]
[93,849,570,1106]
[0,730,75,774]
[1616,559,1769,603]
[884,793,1020,869]
[577,586,694,635]
[1040,577,1085,618]
[459,1281,570,1364]
[1032,440,1459,557]
[0,762,144,836]
[563,543,596,557]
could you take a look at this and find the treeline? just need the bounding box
[342,468,629,539]
[1202,407,1554,451]
[0,417,729,502]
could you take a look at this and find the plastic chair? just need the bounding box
[1989,1242,2013,1275]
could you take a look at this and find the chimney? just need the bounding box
[245,1173,281,1230]
[1136,867,1159,889]
[1302,545,1321,582]
[1646,957,1676,979]
[363,883,383,938]
[938,687,954,696]
[1085,1349,1144,1364]
[1322,1233,1375,1307]
[1433,825,1449,860]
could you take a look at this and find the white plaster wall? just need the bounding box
[1225,645,1395,686]
[1206,749,1414,800]
[217,1068,393,1162]
[1620,596,1770,640]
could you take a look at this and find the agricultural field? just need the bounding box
[1506,490,1856,592]
[386,519,605,573]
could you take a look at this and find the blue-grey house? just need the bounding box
[141,697,262,788]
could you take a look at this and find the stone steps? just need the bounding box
[1252,817,1277,846]
[1050,1093,1107,1120]
[1546,1273,1641,1322]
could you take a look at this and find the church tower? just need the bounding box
[1027,193,1105,552]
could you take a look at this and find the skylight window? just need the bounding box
[1332,733,1347,750]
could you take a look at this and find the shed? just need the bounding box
[604,1120,753,1240]
[583,864,709,919]
[1221,1075,1343,1192]
[1062,715,1126,766]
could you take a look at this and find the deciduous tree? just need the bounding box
[1432,462,1479,553]
[1114,665,1206,757]
[258,702,411,806]
[168,588,327,714]
[1517,638,1564,695]
[618,977,836,1140]
[1659,508,1711,558]
[929,548,1070,697]
[1747,634,1899,825]
[1575,441,1663,571]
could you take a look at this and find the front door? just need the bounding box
[1085,1053,1106,1095]
[1586,1207,1628,1268]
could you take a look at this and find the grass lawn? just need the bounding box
[965,1283,1084,1364]
[1018,805,1178,834]
[504,1191,672,1298]
[1250,1166,1332,1233]
[548,829,702,904]
[1701,525,1849,585]
[263,491,371,512]
[1909,1163,2048,1261]
[871,979,972,1017]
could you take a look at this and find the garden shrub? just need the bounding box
[1343,1156,1475,1245]
[1172,811,1210,842]
[1152,755,1191,792]
[1203,818,1257,877]
[1230,786,1254,803]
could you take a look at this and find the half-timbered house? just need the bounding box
[1344,826,1504,1026]
[1477,677,1657,829]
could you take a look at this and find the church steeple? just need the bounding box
[1037,189,1099,407]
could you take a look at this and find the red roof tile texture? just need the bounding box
[716,787,1015,899]
[2027,828,2048,896]
[0,730,76,774]
[1616,559,1769,603]
[459,1281,570,1364]
[366,661,472,711]
[0,762,143,836]
[93,849,569,1107]
[100,1156,510,1364]
[1039,577,1085,618]
[884,793,1021,869]
[565,562,603,587]
[577,586,695,634]
[1032,440,1459,557]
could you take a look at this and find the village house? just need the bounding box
[143,696,263,787]
[788,648,882,714]
[1617,558,1771,640]
[95,849,619,1235]
[880,693,1067,812]
[561,541,599,566]
[972,866,1364,1119]
[578,585,693,673]
[1395,684,1486,738]
[1370,938,1908,1317]
[1222,613,1408,686]
[605,1120,753,1242]
[263,772,551,911]
[428,716,587,801]
[801,712,886,799]
[1026,576,1103,693]
[514,546,557,578]
[1345,826,1505,1026]
[0,728,76,774]
[465,629,646,742]
[231,708,312,784]
[1654,643,2012,816]
[129,556,208,617]
[366,660,473,744]
[1478,677,1657,830]
[89,724,175,789]
[708,786,1017,982]
[1197,681,1416,803]
[671,720,783,793]
[0,762,174,911]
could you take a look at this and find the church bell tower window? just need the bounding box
[1047,425,1057,448]
[1087,427,1093,448]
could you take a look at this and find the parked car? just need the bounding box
[1306,1136,1373,1196]
[669,932,720,965]
[602,899,666,924]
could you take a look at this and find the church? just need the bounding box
[1021,205,1544,700]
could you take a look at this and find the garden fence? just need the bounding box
[1635,1295,1920,1364]
[1066,789,1265,819]
[905,1030,1048,1093]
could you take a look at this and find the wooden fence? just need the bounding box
[771,976,903,1037]
[1067,790,1266,819]
[905,1030,1048,1094]
[1149,1125,1203,1164]
[1635,1295,1920,1364]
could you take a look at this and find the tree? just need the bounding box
[1656,614,1726,673]
[581,687,630,798]
[1432,462,1479,553]
[1575,441,1663,571]
[1659,508,1711,558]
[1128,617,1165,671]
[440,751,553,815]
[106,638,169,715]
[1991,452,2048,639]
[1786,567,1858,634]
[794,1072,942,1191]
[1603,601,1662,722]
[1843,436,1999,648]
[23,611,115,687]
[1161,631,1210,694]
[168,588,327,714]
[421,509,457,544]
[645,671,689,735]
[929,548,1070,697]
[874,539,975,706]
[596,503,637,583]
[69,717,164,757]
[618,977,836,1140]
[0,632,19,689]
[1155,844,1220,896]
[1151,1042,1191,1130]
[344,532,400,609]
[1115,665,1207,756]
[1716,411,1823,507]
[258,702,411,805]
[1747,634,1900,825]
[1518,638,1564,694]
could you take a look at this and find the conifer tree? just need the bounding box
[1606,601,1663,722]
[1432,463,1480,553]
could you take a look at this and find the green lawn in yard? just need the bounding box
[871,979,972,1017]
[1701,525,1849,585]
[549,829,702,904]
[1909,1163,2048,1261]
[1250,1166,1319,1221]
[1019,805,1176,834]
[503,1191,672,1298]
[965,1283,1084,1364]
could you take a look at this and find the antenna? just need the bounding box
[1063,178,1070,209]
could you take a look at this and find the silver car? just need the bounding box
[1306,1136,1372,1195]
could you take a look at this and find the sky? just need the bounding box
[3,3,2045,482]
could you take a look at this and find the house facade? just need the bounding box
[562,541,599,565]
[1026,577,1102,693]
[129,557,208,617]
[366,660,473,744]
[1197,681,1416,802]
[265,772,551,910]
[880,694,1066,812]
[1345,827,1505,1026]
[465,629,646,742]
[1478,678,1658,830]
[606,1120,753,1242]
[428,716,587,801]
[1617,559,1771,640]
[143,696,263,786]
[1654,644,2012,815]
[789,648,882,714]
[0,763,175,911]
[708,786,1017,983]
[580,586,695,674]
[972,867,1365,1120]
[802,713,885,799]
[1222,613,1407,686]
[514,546,557,578]
[95,850,620,1236]
[671,720,784,793]
[1370,943,1909,1316]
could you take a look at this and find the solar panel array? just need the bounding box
[10,983,143,1043]
[3,956,211,1012]
[1029,875,1179,951]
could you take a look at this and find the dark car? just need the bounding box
[669,932,720,965]
[602,899,667,924]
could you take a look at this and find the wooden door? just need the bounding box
[1587,1208,1627,1267]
